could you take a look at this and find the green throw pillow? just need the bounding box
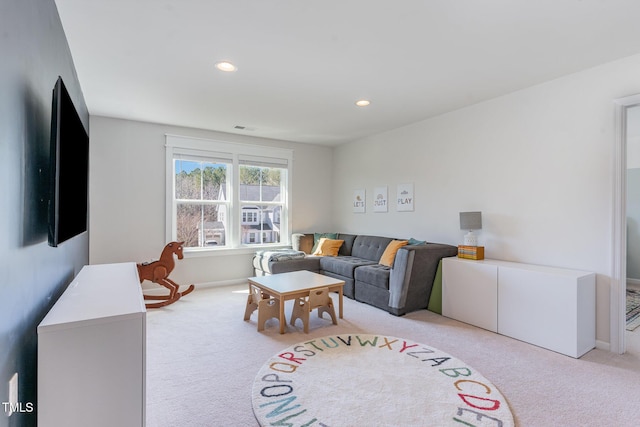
[312,233,338,254]
[408,237,427,245]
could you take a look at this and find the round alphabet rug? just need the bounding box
[252,334,514,426]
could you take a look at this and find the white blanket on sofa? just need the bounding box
[255,249,306,262]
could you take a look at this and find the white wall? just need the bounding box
[332,53,640,346]
[89,52,640,347]
[89,116,334,286]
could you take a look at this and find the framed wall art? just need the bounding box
[353,189,366,213]
[396,183,414,212]
[373,186,388,212]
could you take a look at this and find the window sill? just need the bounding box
[184,244,292,258]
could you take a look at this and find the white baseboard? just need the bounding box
[628,278,640,290]
[195,278,247,288]
[142,278,246,295]
[595,340,610,352]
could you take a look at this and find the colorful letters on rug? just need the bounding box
[252,334,514,426]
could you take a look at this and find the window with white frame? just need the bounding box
[166,135,292,251]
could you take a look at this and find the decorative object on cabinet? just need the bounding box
[137,241,194,308]
[459,211,482,246]
[457,245,485,260]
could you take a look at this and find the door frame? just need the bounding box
[612,94,640,354]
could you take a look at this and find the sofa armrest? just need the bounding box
[388,243,458,315]
[267,256,321,274]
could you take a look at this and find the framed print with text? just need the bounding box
[353,189,366,213]
[396,183,414,212]
[373,186,388,212]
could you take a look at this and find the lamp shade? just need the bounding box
[460,211,482,230]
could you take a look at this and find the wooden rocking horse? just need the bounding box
[137,241,195,308]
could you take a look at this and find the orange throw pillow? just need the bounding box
[311,238,344,256]
[379,240,408,267]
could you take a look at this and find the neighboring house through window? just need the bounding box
[166,135,292,251]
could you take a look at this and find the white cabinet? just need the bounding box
[38,263,146,427]
[442,257,595,358]
[497,264,595,358]
[441,258,498,332]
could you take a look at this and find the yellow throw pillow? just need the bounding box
[312,238,344,256]
[379,240,409,267]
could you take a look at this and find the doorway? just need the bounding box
[625,104,640,353]
[613,94,640,354]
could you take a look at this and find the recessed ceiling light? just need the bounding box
[355,99,371,107]
[215,61,237,72]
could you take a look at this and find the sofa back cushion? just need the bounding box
[336,233,357,256]
[292,233,314,254]
[351,235,394,262]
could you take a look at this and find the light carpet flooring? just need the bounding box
[146,284,640,427]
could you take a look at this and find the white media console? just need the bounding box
[442,257,596,358]
[38,262,146,427]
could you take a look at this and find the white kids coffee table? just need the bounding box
[246,270,345,334]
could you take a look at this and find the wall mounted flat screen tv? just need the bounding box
[48,76,89,247]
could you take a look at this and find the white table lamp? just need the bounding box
[460,211,482,246]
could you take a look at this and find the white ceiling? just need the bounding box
[54,0,640,146]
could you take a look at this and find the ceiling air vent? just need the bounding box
[234,125,256,131]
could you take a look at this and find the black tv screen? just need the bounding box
[48,76,89,247]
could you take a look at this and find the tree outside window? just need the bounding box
[174,160,228,248]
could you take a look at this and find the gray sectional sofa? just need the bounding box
[252,233,458,316]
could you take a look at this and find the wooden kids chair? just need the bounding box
[244,286,282,332]
[290,287,337,333]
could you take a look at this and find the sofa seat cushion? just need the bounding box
[354,264,391,289]
[319,256,376,279]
